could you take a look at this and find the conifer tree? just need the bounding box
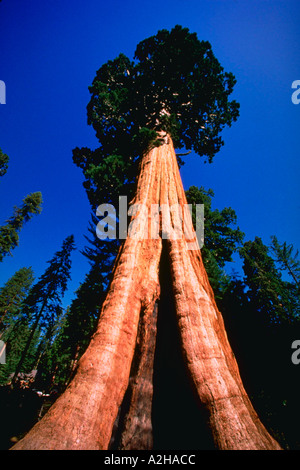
[220,237,300,449]
[0,267,34,333]
[0,267,35,385]
[0,192,43,262]
[49,260,106,387]
[240,237,299,325]
[0,148,9,178]
[11,235,75,385]
[270,235,300,289]
[13,26,281,451]
[186,185,244,298]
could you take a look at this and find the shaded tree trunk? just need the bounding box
[11,136,281,450]
[112,301,158,450]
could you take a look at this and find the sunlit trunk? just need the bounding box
[12,136,281,450]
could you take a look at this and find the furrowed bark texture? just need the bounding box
[11,144,162,450]
[117,302,158,450]
[158,138,281,450]
[12,136,281,450]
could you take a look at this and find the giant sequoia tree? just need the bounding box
[12,26,281,450]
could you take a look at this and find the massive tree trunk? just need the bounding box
[11,136,281,450]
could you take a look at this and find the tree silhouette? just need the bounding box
[0,148,9,178]
[0,192,43,263]
[11,235,75,386]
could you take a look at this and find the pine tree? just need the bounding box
[11,235,75,386]
[270,235,300,289]
[240,237,299,325]
[0,267,35,385]
[0,148,9,178]
[48,260,106,387]
[220,237,300,449]
[0,320,40,386]
[32,305,67,390]
[0,192,43,262]
[0,267,34,333]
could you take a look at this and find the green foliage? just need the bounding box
[132,26,239,157]
[186,185,244,265]
[220,237,300,449]
[0,267,35,385]
[47,220,119,386]
[74,25,239,210]
[69,27,241,363]
[0,149,43,262]
[23,235,75,329]
[0,267,34,332]
[0,321,40,385]
[32,308,67,390]
[10,236,75,386]
[270,235,300,288]
[0,192,43,262]
[239,237,300,325]
[0,148,9,178]
[48,262,107,386]
[54,184,244,375]
[185,185,244,298]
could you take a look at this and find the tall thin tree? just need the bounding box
[11,235,75,386]
[0,148,9,179]
[0,192,43,262]
[0,266,34,333]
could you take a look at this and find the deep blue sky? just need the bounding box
[0,0,299,306]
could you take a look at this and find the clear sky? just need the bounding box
[0,0,299,306]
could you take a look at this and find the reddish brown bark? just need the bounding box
[12,136,281,450]
[160,140,281,449]
[116,302,158,450]
[12,143,162,450]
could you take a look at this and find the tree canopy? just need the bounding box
[73,25,239,210]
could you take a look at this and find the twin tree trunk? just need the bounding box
[12,136,281,450]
